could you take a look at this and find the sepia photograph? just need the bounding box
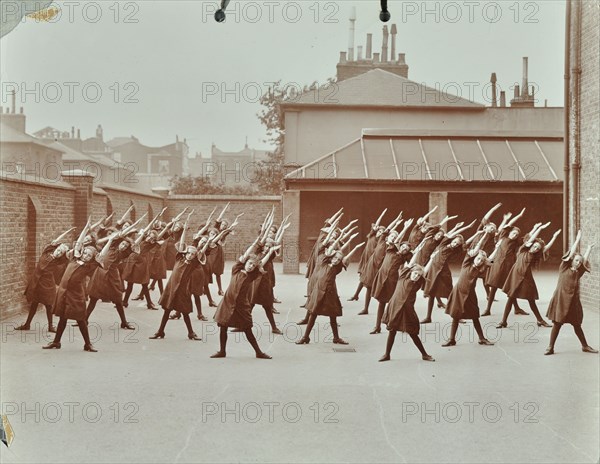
[0,0,598,462]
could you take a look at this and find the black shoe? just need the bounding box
[295,337,310,345]
[357,310,368,316]
[496,322,508,329]
[537,320,552,328]
[273,298,281,304]
[42,342,61,349]
[272,308,280,314]
[210,351,226,358]
[299,304,306,308]
[582,346,598,354]
[218,290,224,296]
[420,318,432,324]
[197,314,208,321]
[442,340,456,347]
[544,347,554,355]
[272,328,283,335]
[122,300,129,308]
[132,294,143,301]
[48,325,57,333]
[347,296,358,301]
[422,354,435,362]
[256,352,272,359]
[15,324,31,330]
[437,302,446,309]
[378,354,390,362]
[208,301,218,308]
[121,322,135,330]
[147,303,158,310]
[149,332,165,339]
[369,328,381,334]
[297,319,308,325]
[333,338,348,345]
[84,344,98,352]
[514,308,529,315]
[480,311,491,317]
[230,328,243,333]
[169,314,181,320]
[478,339,494,346]
[188,333,201,341]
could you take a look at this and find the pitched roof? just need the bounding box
[285,129,562,183]
[43,140,116,167]
[0,122,64,152]
[281,69,484,109]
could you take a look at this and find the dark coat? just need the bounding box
[360,233,388,287]
[214,259,264,329]
[485,228,521,288]
[408,225,426,250]
[445,254,489,320]
[466,229,495,280]
[24,243,68,307]
[415,226,443,266]
[87,243,133,302]
[502,244,546,300]
[305,260,345,317]
[149,240,167,280]
[372,247,412,304]
[164,229,183,271]
[382,266,424,334]
[251,253,276,307]
[423,238,463,298]
[122,241,157,284]
[306,230,327,279]
[546,255,590,325]
[53,252,102,320]
[357,229,377,275]
[159,247,201,314]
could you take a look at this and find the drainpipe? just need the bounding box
[572,0,582,237]
[563,0,571,253]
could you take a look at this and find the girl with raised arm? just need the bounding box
[496,223,560,329]
[441,234,497,348]
[357,212,403,315]
[420,220,477,324]
[210,203,232,296]
[369,218,414,334]
[481,208,528,316]
[42,219,108,352]
[149,210,203,341]
[379,251,436,362]
[16,227,74,332]
[545,231,597,355]
[296,236,365,346]
[210,241,280,359]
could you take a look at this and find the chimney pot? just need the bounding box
[522,57,529,98]
[490,73,497,107]
[500,91,506,107]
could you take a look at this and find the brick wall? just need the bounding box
[101,186,165,225]
[569,0,599,310]
[0,176,75,318]
[165,195,282,261]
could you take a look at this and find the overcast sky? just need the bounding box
[1,0,565,158]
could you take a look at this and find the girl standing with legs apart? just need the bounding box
[17,227,74,333]
[42,219,110,352]
[296,231,364,346]
[496,222,560,329]
[211,237,281,359]
[149,210,205,341]
[441,233,497,347]
[369,218,414,334]
[545,230,597,355]
[379,251,436,362]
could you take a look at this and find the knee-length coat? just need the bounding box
[214,259,264,329]
[24,243,68,307]
[357,229,377,275]
[306,230,327,279]
[485,228,521,288]
[53,251,103,320]
[408,225,426,250]
[382,266,424,334]
[164,229,183,271]
[149,240,167,280]
[372,247,413,304]
[445,254,490,320]
[251,252,277,307]
[122,241,157,284]
[87,241,134,302]
[466,229,495,281]
[190,246,212,297]
[360,233,389,287]
[305,260,345,317]
[159,247,201,314]
[423,238,463,298]
[546,255,590,325]
[502,244,546,300]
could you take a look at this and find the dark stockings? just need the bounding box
[501,297,543,324]
[53,317,91,345]
[23,301,53,327]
